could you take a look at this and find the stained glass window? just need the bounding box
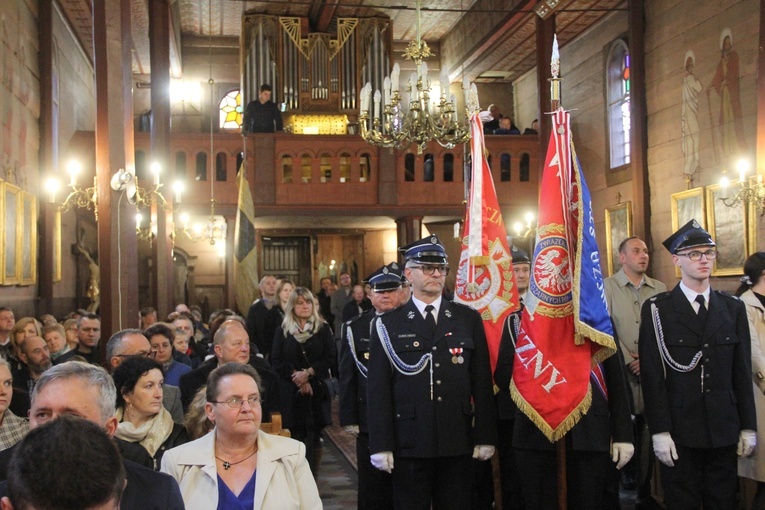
[219,89,243,129]
[607,40,631,169]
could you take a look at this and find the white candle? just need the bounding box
[373,90,381,120]
[440,69,449,98]
[391,63,400,92]
[421,62,429,88]
[384,76,391,106]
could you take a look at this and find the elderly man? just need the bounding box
[367,235,496,509]
[178,316,279,420]
[640,220,757,509]
[342,284,373,322]
[104,329,184,424]
[0,362,184,509]
[340,263,406,510]
[9,337,51,418]
[246,275,279,357]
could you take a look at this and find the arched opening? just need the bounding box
[405,154,415,182]
[216,152,227,181]
[195,152,207,181]
[500,153,511,181]
[281,155,293,183]
[443,154,454,182]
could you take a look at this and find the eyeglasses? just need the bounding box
[210,396,263,409]
[676,249,717,261]
[116,349,157,359]
[413,265,450,276]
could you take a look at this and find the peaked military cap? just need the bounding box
[399,235,448,265]
[662,219,716,254]
[364,263,405,292]
[511,245,530,265]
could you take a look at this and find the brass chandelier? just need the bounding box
[358,0,471,154]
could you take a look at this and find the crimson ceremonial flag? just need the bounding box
[454,113,521,375]
[234,163,259,315]
[509,109,615,441]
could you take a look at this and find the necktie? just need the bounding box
[695,294,707,325]
[424,305,437,334]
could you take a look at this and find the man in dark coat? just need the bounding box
[639,219,757,509]
[242,84,283,133]
[245,275,278,357]
[366,235,497,510]
[0,361,184,510]
[340,263,405,510]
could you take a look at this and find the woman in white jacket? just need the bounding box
[737,252,765,510]
[161,362,322,510]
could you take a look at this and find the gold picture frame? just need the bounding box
[671,188,706,278]
[19,191,37,285]
[2,182,21,286]
[605,201,632,276]
[705,182,748,276]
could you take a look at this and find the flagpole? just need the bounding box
[549,34,568,510]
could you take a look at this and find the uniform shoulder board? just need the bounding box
[714,289,740,301]
[449,301,474,312]
[347,313,368,325]
[648,291,671,302]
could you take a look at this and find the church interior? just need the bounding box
[0,0,761,338]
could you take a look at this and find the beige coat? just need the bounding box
[738,289,765,482]
[160,428,323,509]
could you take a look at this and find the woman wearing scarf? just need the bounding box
[113,356,189,470]
[271,286,335,478]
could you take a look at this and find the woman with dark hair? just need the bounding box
[737,252,765,509]
[270,286,335,478]
[145,323,192,386]
[161,363,321,509]
[113,357,189,470]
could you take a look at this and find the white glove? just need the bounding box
[370,452,394,473]
[478,111,494,123]
[652,432,678,467]
[344,425,360,436]
[611,442,635,470]
[738,430,757,457]
[472,445,495,461]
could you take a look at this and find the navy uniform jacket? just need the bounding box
[639,286,757,449]
[367,299,497,458]
[339,310,375,432]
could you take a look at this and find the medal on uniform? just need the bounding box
[449,348,463,364]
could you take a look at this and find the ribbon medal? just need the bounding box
[450,348,464,364]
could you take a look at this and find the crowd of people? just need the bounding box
[0,222,762,509]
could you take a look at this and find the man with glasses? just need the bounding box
[104,329,184,424]
[367,235,496,510]
[340,263,406,510]
[639,219,756,509]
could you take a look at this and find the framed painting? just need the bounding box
[705,182,748,276]
[2,183,20,286]
[605,201,632,276]
[19,191,37,285]
[671,188,706,277]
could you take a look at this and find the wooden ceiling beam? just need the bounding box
[309,0,340,33]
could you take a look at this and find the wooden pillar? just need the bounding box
[535,15,555,186]
[395,216,423,263]
[149,0,174,318]
[628,0,650,243]
[93,0,139,342]
[37,0,55,315]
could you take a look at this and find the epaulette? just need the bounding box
[347,312,370,325]
[647,291,671,303]
[448,300,475,312]
[714,289,741,301]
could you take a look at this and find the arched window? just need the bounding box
[281,155,293,183]
[301,154,312,183]
[443,154,454,182]
[606,39,631,169]
[216,152,227,181]
[175,152,187,178]
[500,153,511,181]
[423,154,435,182]
[195,152,207,181]
[219,89,243,129]
[405,154,415,182]
[340,153,351,183]
[320,153,332,182]
[236,152,244,172]
[520,153,530,182]
[360,153,371,182]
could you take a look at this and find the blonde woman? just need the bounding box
[270,287,335,477]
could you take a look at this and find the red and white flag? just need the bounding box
[454,114,521,375]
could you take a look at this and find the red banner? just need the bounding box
[454,114,521,375]
[509,110,614,441]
